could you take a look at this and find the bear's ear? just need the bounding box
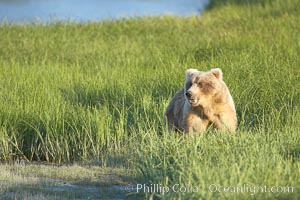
[211,68,223,80]
[185,68,199,79]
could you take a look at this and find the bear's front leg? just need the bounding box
[211,113,237,133]
[184,112,208,134]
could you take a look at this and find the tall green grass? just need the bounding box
[0,0,299,199]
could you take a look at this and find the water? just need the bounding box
[0,0,209,24]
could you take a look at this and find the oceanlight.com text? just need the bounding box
[124,183,294,195]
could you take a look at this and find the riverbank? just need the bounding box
[0,163,134,199]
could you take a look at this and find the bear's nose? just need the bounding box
[185,91,192,98]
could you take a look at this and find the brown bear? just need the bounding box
[164,68,237,134]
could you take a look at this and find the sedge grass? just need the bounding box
[0,0,299,199]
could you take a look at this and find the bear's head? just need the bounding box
[184,68,223,107]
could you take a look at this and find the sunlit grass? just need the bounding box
[0,0,299,199]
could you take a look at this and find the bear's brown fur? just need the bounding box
[165,68,237,134]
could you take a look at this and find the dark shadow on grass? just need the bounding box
[193,46,223,63]
[206,0,274,10]
[191,45,247,64]
[60,81,170,133]
[0,112,52,162]
[0,79,170,163]
[283,144,300,162]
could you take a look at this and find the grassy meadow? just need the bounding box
[0,0,299,199]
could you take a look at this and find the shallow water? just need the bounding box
[0,0,209,23]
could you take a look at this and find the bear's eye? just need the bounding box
[198,82,202,87]
[185,82,192,90]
